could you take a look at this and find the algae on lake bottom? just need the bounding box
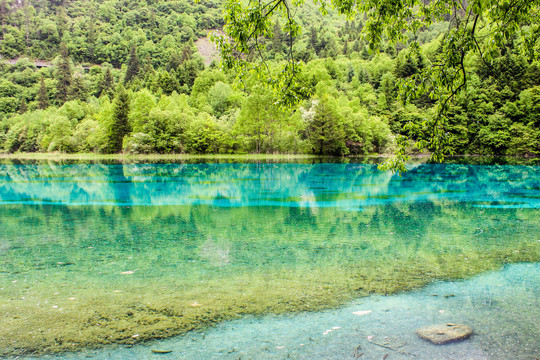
[0,201,539,357]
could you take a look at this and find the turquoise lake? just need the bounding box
[0,161,539,359]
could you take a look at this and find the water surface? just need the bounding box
[0,162,538,358]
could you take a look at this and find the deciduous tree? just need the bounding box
[217,0,540,171]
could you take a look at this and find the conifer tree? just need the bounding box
[19,99,28,114]
[109,85,131,153]
[306,97,347,156]
[360,46,370,60]
[346,64,355,82]
[56,7,67,38]
[157,70,179,95]
[177,60,199,91]
[70,74,88,101]
[37,77,49,109]
[343,40,349,56]
[141,54,154,76]
[97,67,114,98]
[308,26,319,55]
[167,53,183,72]
[180,40,193,63]
[124,46,140,84]
[352,39,360,52]
[56,42,72,105]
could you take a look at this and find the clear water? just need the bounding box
[24,263,540,360]
[0,162,539,358]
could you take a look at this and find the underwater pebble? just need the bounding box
[332,327,341,330]
[417,323,473,344]
[151,349,173,354]
[353,310,372,316]
[68,297,76,301]
[275,346,284,349]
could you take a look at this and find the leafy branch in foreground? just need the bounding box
[216,0,540,171]
[211,0,312,105]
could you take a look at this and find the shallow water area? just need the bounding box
[1,161,539,358]
[22,263,540,360]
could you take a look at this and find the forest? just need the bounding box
[0,0,539,156]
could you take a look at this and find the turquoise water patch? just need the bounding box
[0,163,539,208]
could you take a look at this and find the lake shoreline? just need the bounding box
[0,153,538,166]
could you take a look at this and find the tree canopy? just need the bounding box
[0,0,538,161]
[217,0,540,170]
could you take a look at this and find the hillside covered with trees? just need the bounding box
[0,0,538,156]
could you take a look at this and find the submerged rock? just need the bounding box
[151,349,173,354]
[416,323,473,344]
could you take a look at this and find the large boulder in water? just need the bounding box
[417,323,473,344]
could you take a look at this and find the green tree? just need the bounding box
[183,113,222,154]
[208,81,234,117]
[180,41,193,63]
[177,59,200,92]
[86,15,96,63]
[157,70,179,95]
[235,88,290,153]
[108,85,131,153]
[271,21,283,54]
[19,99,28,114]
[41,115,75,153]
[37,77,49,109]
[55,42,72,105]
[70,74,88,101]
[308,26,319,54]
[379,72,397,111]
[218,0,540,171]
[302,96,347,156]
[124,45,140,84]
[97,67,114,98]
